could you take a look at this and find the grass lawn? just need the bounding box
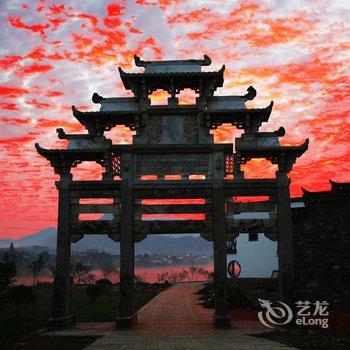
[0,283,162,350]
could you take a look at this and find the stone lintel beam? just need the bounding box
[225,179,278,196]
[208,101,273,134]
[70,220,120,236]
[134,220,212,235]
[226,218,278,234]
[229,201,276,213]
[134,186,212,199]
[136,204,212,214]
[112,143,233,155]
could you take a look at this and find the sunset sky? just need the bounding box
[0,0,349,239]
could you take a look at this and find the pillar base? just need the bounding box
[47,314,75,330]
[214,315,232,329]
[115,314,137,329]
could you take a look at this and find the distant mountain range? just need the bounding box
[0,227,278,277]
[0,227,213,255]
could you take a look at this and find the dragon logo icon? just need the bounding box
[258,298,293,328]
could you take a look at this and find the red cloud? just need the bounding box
[0,117,30,125]
[17,63,53,76]
[69,13,98,27]
[246,15,316,47]
[49,4,65,15]
[167,8,212,25]
[0,55,22,69]
[0,86,28,97]
[0,0,348,239]
[0,134,37,145]
[0,102,18,110]
[8,16,49,35]
[104,17,121,28]
[107,4,124,16]
[25,99,52,109]
[45,90,64,97]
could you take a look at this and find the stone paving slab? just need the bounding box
[83,283,297,349]
[41,322,114,337]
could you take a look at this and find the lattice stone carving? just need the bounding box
[184,115,199,143]
[112,153,121,177]
[225,154,234,176]
[147,115,162,143]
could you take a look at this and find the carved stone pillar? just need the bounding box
[48,178,74,330]
[276,175,295,306]
[116,152,136,328]
[212,152,231,328]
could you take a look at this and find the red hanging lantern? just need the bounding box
[227,260,241,278]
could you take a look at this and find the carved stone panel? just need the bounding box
[146,115,199,144]
[136,153,210,177]
[161,116,184,143]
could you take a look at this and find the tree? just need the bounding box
[156,271,170,283]
[102,263,115,280]
[198,267,212,280]
[28,254,44,286]
[85,284,103,303]
[183,266,202,282]
[109,269,120,284]
[134,274,146,283]
[6,285,36,319]
[72,262,95,284]
[168,271,187,284]
[0,252,17,290]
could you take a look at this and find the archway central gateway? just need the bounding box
[36,55,308,330]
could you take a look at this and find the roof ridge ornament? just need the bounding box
[92,93,105,104]
[241,86,257,101]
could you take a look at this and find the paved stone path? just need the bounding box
[84,282,297,349]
